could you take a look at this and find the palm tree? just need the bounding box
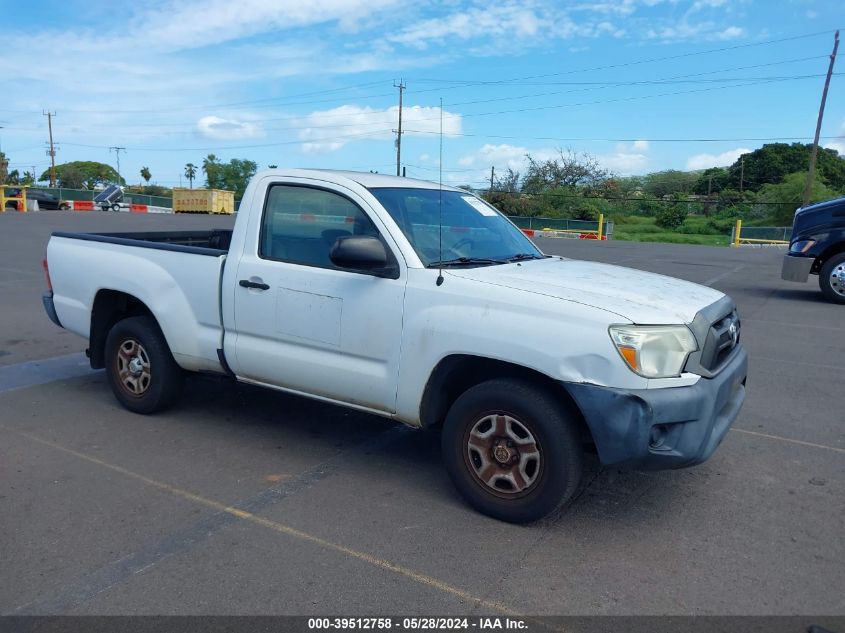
[140,166,151,184]
[184,163,197,189]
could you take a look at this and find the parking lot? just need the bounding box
[1,210,843,617]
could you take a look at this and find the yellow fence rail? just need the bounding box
[732,219,790,246]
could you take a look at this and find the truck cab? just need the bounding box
[781,196,845,304]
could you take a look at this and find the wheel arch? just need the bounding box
[814,241,845,272]
[89,289,156,369]
[419,354,593,445]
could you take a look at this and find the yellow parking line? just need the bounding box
[731,427,845,455]
[10,428,522,616]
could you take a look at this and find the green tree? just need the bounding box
[522,149,611,194]
[0,152,8,184]
[201,156,257,198]
[5,169,21,185]
[184,163,197,188]
[655,194,690,229]
[40,161,123,189]
[755,171,841,225]
[221,158,258,198]
[641,170,697,198]
[202,154,224,189]
[725,143,845,192]
[493,167,521,193]
[692,167,730,196]
[140,166,152,184]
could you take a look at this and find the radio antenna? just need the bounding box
[436,97,444,287]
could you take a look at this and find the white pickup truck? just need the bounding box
[43,169,748,522]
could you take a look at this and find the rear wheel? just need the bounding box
[441,379,583,523]
[819,253,845,304]
[105,316,184,413]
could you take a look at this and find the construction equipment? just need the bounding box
[1,186,28,212]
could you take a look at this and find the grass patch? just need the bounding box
[613,231,730,246]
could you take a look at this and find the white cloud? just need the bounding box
[686,147,750,170]
[598,141,650,175]
[138,0,401,52]
[823,117,845,156]
[197,116,261,140]
[460,144,531,170]
[296,104,462,153]
[389,4,547,49]
[691,0,729,12]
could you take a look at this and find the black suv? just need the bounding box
[781,196,845,304]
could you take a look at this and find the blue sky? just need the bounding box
[1,0,843,189]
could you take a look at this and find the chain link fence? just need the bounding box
[37,187,173,208]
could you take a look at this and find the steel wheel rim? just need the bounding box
[116,338,151,397]
[464,413,542,498]
[830,263,845,298]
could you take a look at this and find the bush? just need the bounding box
[655,204,687,230]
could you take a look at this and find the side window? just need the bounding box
[260,185,381,269]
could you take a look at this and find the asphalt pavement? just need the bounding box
[1,210,842,617]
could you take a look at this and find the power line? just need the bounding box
[402,131,845,143]
[58,128,398,152]
[406,28,842,88]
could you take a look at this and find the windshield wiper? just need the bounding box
[507,253,545,262]
[426,257,508,268]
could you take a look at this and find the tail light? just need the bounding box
[43,257,53,291]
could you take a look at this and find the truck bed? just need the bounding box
[51,229,233,255]
[47,230,231,374]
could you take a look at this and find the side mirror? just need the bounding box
[330,236,397,278]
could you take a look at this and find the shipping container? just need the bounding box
[172,188,235,214]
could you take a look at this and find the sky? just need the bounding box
[1,0,843,190]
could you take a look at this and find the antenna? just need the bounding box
[436,98,444,287]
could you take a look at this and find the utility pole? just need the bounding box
[803,29,839,208]
[739,157,744,193]
[44,111,57,187]
[394,79,405,177]
[110,146,126,185]
[489,166,495,197]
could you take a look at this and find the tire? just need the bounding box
[819,253,845,304]
[441,379,583,523]
[104,316,184,414]
[111,203,121,212]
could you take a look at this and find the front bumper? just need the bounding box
[781,253,814,283]
[565,347,748,470]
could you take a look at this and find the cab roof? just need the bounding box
[252,168,467,192]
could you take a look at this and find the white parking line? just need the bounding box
[731,427,845,455]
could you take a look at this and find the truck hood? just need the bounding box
[445,257,725,324]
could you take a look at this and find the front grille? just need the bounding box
[700,311,741,372]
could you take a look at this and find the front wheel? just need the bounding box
[441,379,583,523]
[104,316,184,414]
[819,253,845,304]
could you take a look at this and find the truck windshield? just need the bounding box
[368,187,543,267]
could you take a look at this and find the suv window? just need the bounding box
[260,185,381,269]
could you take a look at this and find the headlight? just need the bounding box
[609,325,698,378]
[789,239,816,253]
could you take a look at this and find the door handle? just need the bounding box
[239,279,270,291]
